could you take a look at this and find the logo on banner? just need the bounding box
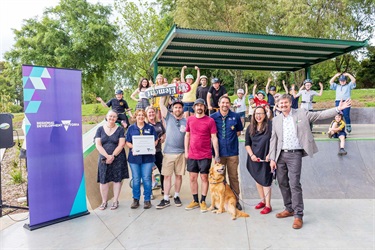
[36,120,80,131]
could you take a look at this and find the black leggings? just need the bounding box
[155,151,164,191]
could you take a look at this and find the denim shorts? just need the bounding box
[183,102,194,113]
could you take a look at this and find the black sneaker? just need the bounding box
[174,196,182,207]
[338,148,347,156]
[156,199,170,209]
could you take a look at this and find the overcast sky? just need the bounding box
[0,0,115,60]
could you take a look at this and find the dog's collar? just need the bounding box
[209,174,225,184]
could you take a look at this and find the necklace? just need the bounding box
[106,124,116,131]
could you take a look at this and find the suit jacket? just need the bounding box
[269,107,338,162]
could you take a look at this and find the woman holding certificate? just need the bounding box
[95,110,129,210]
[126,109,158,209]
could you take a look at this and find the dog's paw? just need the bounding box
[217,209,224,214]
[207,206,215,211]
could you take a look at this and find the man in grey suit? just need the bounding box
[269,94,351,229]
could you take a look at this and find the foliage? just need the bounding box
[357,46,375,88]
[4,0,117,104]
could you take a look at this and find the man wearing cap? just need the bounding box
[252,82,268,107]
[207,78,228,115]
[156,97,187,209]
[96,90,132,128]
[329,72,356,133]
[185,98,220,212]
[181,65,200,118]
[296,79,323,111]
[196,75,209,115]
[269,94,351,229]
[211,96,244,210]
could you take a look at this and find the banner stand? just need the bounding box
[24,211,89,231]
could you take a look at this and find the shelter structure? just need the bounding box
[150,25,368,78]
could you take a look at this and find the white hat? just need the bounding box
[200,75,208,79]
[237,89,244,94]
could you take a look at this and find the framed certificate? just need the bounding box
[132,135,155,155]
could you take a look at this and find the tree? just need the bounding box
[357,46,375,88]
[5,0,117,104]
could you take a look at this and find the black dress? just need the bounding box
[95,126,129,184]
[245,121,273,187]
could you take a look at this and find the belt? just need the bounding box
[281,149,303,153]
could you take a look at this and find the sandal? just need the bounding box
[99,202,107,210]
[110,201,119,210]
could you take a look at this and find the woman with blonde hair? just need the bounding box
[95,110,129,210]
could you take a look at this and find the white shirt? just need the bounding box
[234,97,247,113]
[282,113,302,150]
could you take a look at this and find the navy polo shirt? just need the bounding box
[126,123,157,164]
[267,93,275,107]
[106,98,129,113]
[211,110,243,157]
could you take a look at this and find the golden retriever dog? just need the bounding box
[208,163,250,220]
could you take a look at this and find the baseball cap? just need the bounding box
[211,78,220,84]
[185,74,194,80]
[115,90,123,95]
[257,90,266,96]
[193,98,206,107]
[269,86,276,91]
[339,75,346,81]
[200,75,208,79]
[237,89,244,94]
[171,99,184,107]
[248,94,254,100]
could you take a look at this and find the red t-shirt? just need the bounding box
[186,115,217,160]
[254,97,268,107]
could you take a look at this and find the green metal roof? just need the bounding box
[150,25,368,72]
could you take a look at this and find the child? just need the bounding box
[295,79,323,111]
[252,82,268,107]
[328,113,347,156]
[233,84,248,130]
[248,95,256,121]
[273,93,282,117]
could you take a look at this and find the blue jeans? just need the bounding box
[129,162,154,201]
[335,100,351,128]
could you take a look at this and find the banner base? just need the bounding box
[23,211,90,231]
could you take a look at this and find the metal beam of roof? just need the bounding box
[151,25,368,72]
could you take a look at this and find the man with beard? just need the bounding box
[185,98,220,212]
[155,97,187,209]
[269,94,351,229]
[211,96,244,210]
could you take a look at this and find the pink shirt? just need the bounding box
[186,115,217,160]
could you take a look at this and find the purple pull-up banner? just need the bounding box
[22,65,88,230]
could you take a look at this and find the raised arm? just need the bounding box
[282,80,288,94]
[194,66,200,85]
[344,72,356,84]
[180,65,187,82]
[159,96,168,119]
[244,82,248,96]
[317,82,323,96]
[329,72,341,86]
[252,83,257,97]
[265,77,272,94]
[96,97,109,108]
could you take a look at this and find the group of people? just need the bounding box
[94,68,354,230]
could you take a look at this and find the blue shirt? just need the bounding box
[330,82,356,101]
[211,110,243,157]
[126,123,157,164]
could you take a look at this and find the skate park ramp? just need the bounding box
[240,139,375,199]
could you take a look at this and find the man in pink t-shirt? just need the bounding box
[184,98,219,212]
